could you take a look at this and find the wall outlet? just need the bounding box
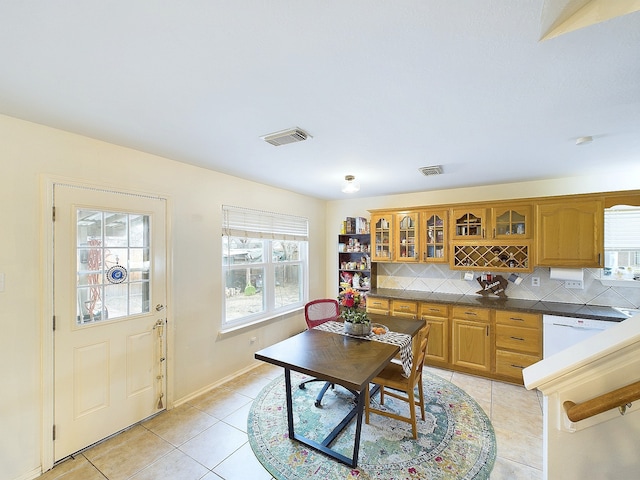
[531,277,540,287]
[250,336,257,344]
[565,280,584,289]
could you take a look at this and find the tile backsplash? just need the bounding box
[375,263,640,309]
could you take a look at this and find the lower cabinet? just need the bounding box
[391,299,418,319]
[420,302,449,366]
[366,297,390,315]
[494,310,542,382]
[451,306,492,373]
[367,296,542,385]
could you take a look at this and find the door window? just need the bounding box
[77,209,151,324]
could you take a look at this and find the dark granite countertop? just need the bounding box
[368,288,628,322]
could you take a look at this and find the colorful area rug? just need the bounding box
[248,371,496,479]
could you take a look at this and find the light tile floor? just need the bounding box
[37,364,543,480]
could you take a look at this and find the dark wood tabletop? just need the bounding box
[254,314,424,392]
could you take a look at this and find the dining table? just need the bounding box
[254,313,424,467]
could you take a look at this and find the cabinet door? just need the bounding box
[451,208,487,240]
[451,318,491,372]
[491,205,531,239]
[395,212,419,262]
[536,200,603,267]
[371,214,394,262]
[391,299,418,319]
[423,316,448,365]
[421,210,448,262]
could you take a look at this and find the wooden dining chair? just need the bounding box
[365,324,431,439]
[298,299,340,407]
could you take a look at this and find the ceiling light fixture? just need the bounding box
[341,175,360,193]
[575,136,593,146]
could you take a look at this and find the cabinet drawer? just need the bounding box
[452,306,490,322]
[495,350,540,379]
[420,302,449,318]
[367,298,389,311]
[392,300,418,315]
[495,310,540,329]
[496,325,541,354]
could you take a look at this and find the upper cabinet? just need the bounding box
[451,205,531,241]
[421,209,448,262]
[536,199,604,267]
[395,211,420,262]
[371,213,394,262]
[450,207,487,240]
[491,205,531,240]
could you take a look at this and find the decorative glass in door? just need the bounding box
[76,209,150,324]
[452,209,486,239]
[397,213,418,261]
[493,206,531,239]
[424,212,447,262]
[371,214,393,261]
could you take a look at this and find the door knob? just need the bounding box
[156,304,165,311]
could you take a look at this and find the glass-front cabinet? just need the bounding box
[371,213,394,262]
[421,210,447,262]
[450,208,487,240]
[395,211,419,262]
[491,205,531,239]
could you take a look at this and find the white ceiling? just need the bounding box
[1,1,639,200]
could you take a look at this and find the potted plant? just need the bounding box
[338,287,371,335]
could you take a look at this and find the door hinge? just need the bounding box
[52,206,55,222]
[53,315,56,331]
[52,424,56,441]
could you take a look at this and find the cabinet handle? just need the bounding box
[486,325,489,336]
[400,305,409,310]
[492,228,496,239]
[482,228,485,239]
[465,311,477,316]
[511,364,525,369]
[510,336,525,341]
[510,317,524,322]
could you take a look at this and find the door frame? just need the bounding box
[40,175,174,472]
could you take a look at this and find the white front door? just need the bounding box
[53,184,167,461]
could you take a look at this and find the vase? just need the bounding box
[344,321,371,336]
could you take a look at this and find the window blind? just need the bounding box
[604,206,640,250]
[222,205,309,241]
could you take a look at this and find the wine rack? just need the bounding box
[452,244,531,271]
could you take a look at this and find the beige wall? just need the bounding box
[0,114,326,480]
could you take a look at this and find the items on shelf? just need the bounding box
[342,216,370,234]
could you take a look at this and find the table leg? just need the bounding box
[284,368,294,439]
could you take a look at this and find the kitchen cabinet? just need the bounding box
[536,199,603,267]
[394,211,420,262]
[491,204,531,239]
[494,310,541,381]
[450,207,487,240]
[451,306,491,373]
[420,302,449,366]
[391,299,418,319]
[421,210,448,262]
[450,204,533,272]
[338,233,372,299]
[371,213,394,262]
[366,297,390,315]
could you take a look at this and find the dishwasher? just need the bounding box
[542,315,617,358]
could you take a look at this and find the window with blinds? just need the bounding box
[222,205,308,328]
[603,205,640,280]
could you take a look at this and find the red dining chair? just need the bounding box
[298,299,340,407]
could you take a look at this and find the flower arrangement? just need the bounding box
[338,287,369,324]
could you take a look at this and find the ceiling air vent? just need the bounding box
[419,165,443,176]
[261,127,310,146]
